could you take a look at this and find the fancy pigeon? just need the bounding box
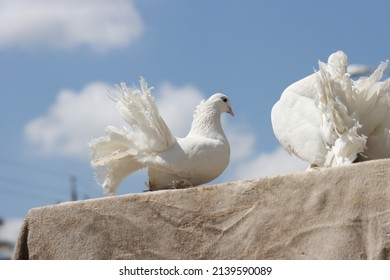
[271,50,390,168]
[89,78,234,194]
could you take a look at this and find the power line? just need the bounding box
[0,175,65,198]
[0,156,69,179]
[0,156,98,195]
[0,174,100,202]
[0,183,61,202]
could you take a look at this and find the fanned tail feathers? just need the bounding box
[89,78,175,194]
[112,77,175,152]
[315,52,367,165]
[315,51,390,166]
[89,126,143,194]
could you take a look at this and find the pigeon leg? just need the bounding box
[171,179,193,189]
[306,164,321,171]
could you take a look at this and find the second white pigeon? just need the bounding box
[272,51,390,168]
[89,78,234,194]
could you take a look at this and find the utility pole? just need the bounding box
[70,176,78,201]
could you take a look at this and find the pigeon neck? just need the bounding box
[188,105,226,139]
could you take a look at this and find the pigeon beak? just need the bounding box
[227,106,234,117]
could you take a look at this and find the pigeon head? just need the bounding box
[207,93,234,117]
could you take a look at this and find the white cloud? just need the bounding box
[0,218,24,244]
[347,64,372,77]
[0,0,144,51]
[156,82,204,137]
[231,146,308,181]
[223,121,256,161]
[25,82,123,158]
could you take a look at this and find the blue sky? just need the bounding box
[0,0,389,241]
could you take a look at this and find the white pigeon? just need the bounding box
[89,77,234,194]
[272,50,390,168]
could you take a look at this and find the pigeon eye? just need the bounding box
[222,97,228,103]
